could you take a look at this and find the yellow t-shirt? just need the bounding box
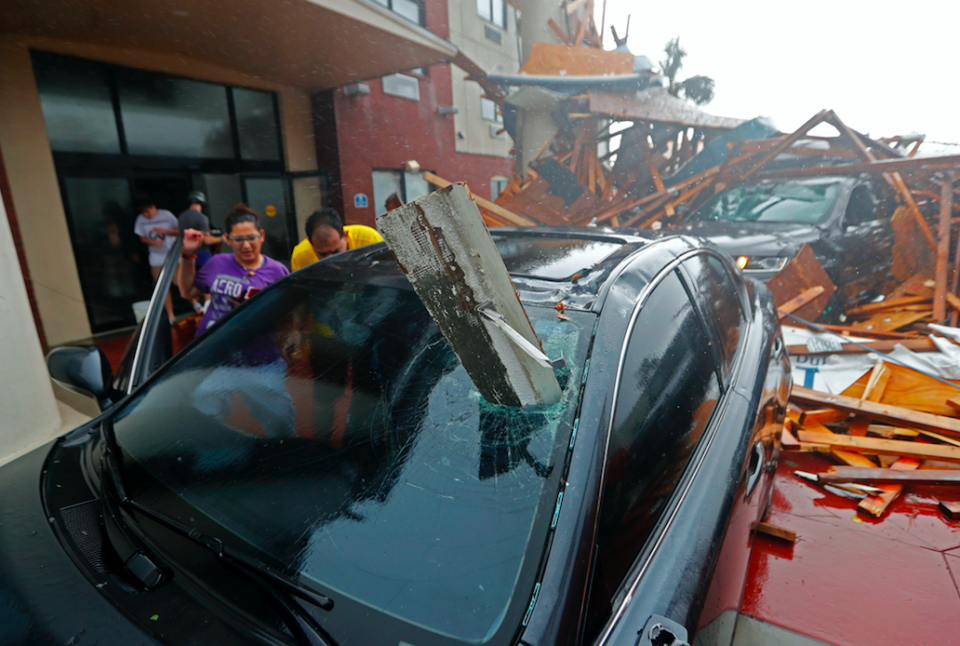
[290,224,384,271]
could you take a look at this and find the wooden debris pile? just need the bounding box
[783,352,960,519]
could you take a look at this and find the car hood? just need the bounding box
[665,220,824,257]
[0,441,154,646]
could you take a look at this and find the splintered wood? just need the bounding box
[376,183,562,407]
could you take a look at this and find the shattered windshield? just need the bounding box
[111,277,591,645]
[690,180,842,224]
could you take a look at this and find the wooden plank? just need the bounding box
[376,184,561,407]
[800,408,849,424]
[755,154,960,180]
[796,431,960,464]
[812,323,918,340]
[777,286,825,319]
[939,501,960,519]
[423,172,536,226]
[751,521,797,543]
[781,425,801,449]
[842,363,960,418]
[935,172,954,320]
[845,295,931,316]
[786,337,941,356]
[948,396,960,413]
[820,467,960,485]
[851,310,929,332]
[791,385,960,438]
[859,457,920,517]
[767,245,837,322]
[861,361,890,403]
[736,110,832,183]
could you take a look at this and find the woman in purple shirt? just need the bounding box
[178,204,289,337]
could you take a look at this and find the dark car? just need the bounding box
[669,175,896,307]
[3,228,789,646]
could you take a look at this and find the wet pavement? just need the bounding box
[738,451,960,646]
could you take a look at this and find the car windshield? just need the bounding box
[111,275,591,645]
[691,180,842,224]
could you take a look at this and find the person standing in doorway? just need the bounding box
[133,195,178,323]
[177,191,222,270]
[290,208,383,271]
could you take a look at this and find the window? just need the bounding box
[584,270,721,641]
[117,68,235,159]
[372,169,432,214]
[481,97,503,123]
[491,176,509,201]
[32,53,122,154]
[381,73,420,101]
[681,254,745,384]
[477,0,506,28]
[31,52,283,164]
[372,0,424,25]
[233,87,282,161]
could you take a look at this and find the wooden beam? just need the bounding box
[736,110,833,183]
[376,184,561,407]
[796,431,960,464]
[791,385,960,439]
[935,172,955,320]
[858,457,920,517]
[754,154,960,181]
[777,286,825,319]
[844,295,931,316]
[786,338,941,356]
[819,467,960,485]
[423,172,535,227]
[799,408,849,424]
[546,18,572,45]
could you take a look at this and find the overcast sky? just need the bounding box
[598,0,960,149]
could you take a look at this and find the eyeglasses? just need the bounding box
[227,233,262,244]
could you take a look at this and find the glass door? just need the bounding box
[60,176,154,332]
[242,176,297,266]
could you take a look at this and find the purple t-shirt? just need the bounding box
[194,253,289,336]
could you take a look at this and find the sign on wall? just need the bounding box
[354,193,369,209]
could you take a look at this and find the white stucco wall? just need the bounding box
[0,189,62,456]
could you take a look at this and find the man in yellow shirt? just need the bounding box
[290,208,383,271]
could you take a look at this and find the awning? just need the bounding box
[0,0,458,91]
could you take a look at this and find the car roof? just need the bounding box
[295,226,692,312]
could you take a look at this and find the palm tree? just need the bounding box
[660,37,715,106]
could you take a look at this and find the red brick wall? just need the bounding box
[324,0,514,228]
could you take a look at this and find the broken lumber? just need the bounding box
[795,431,960,464]
[751,521,797,543]
[858,457,920,517]
[767,245,837,322]
[791,385,960,439]
[939,501,960,520]
[423,172,535,227]
[376,183,561,407]
[777,286,825,320]
[818,467,960,485]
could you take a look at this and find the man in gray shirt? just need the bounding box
[177,191,222,269]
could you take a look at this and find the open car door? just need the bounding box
[111,238,181,399]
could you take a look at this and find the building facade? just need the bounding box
[319,0,520,226]
[0,0,460,347]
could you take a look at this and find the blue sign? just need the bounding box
[354,193,369,209]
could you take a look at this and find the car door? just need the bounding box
[679,252,774,646]
[112,237,180,397]
[837,182,895,301]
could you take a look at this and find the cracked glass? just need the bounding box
[113,278,592,645]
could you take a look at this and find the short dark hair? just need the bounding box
[224,204,261,234]
[305,208,344,241]
[133,194,155,213]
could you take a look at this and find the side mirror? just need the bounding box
[47,345,115,409]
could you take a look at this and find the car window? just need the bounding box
[681,253,745,384]
[691,180,841,224]
[583,270,721,641]
[112,277,592,646]
[843,184,879,227]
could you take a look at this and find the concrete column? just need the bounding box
[514,0,568,176]
[0,188,62,455]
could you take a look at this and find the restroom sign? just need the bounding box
[354,193,369,209]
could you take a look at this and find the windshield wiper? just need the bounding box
[125,499,336,646]
[96,419,336,646]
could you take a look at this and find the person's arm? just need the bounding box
[139,235,165,247]
[202,232,223,246]
[177,229,205,301]
[154,227,180,236]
